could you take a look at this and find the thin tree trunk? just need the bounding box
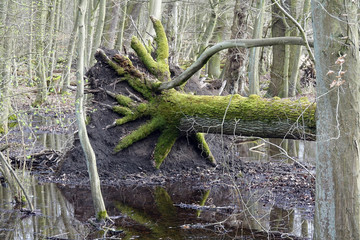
[33,0,48,106]
[85,0,94,68]
[103,0,120,49]
[164,1,178,65]
[289,0,310,97]
[76,0,108,221]
[28,1,34,86]
[89,0,106,66]
[60,0,80,92]
[248,0,265,95]
[114,0,128,52]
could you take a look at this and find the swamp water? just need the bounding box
[0,115,316,239]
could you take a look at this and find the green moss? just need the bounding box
[154,187,176,218]
[114,117,165,153]
[145,39,154,53]
[153,128,179,168]
[113,106,133,115]
[151,17,169,63]
[126,77,154,100]
[130,33,169,82]
[97,210,108,220]
[85,115,91,125]
[108,60,126,75]
[115,202,153,226]
[197,189,210,217]
[116,95,132,107]
[156,92,316,128]
[131,36,158,73]
[115,115,138,125]
[137,103,148,113]
[8,114,18,128]
[195,133,216,166]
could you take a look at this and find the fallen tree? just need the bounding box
[87,17,316,169]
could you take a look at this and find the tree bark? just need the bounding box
[312,0,360,239]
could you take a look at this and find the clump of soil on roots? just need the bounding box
[56,49,221,181]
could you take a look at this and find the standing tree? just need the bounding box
[222,0,250,95]
[75,0,108,221]
[312,0,360,239]
[89,0,107,67]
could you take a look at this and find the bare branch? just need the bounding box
[158,37,314,90]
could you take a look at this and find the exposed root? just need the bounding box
[114,117,164,153]
[195,133,216,166]
[152,128,179,169]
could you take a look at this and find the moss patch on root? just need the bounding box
[153,128,179,169]
[195,133,216,166]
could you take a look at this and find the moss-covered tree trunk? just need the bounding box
[92,17,316,170]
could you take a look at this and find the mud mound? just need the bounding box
[57,49,226,179]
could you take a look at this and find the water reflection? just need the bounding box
[0,177,87,240]
[57,182,313,239]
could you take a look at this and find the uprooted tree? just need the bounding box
[92,16,316,169]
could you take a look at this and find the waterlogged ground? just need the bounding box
[0,104,316,239]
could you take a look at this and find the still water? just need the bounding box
[0,176,313,239]
[0,115,315,239]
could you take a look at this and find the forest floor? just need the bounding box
[3,51,316,238]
